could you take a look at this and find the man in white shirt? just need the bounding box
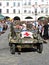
[22,23,27,30]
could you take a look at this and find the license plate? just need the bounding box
[24,41,32,43]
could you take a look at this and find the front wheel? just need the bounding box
[37,43,43,53]
[10,44,15,54]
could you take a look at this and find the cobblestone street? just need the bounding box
[0,29,49,65]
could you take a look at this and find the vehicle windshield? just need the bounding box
[14,28,38,33]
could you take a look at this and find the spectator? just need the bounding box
[26,21,33,30]
[33,21,38,28]
[38,21,43,36]
[0,22,3,33]
[43,21,49,39]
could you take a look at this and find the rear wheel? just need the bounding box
[37,43,43,53]
[10,44,15,54]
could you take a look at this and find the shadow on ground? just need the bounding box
[15,48,37,53]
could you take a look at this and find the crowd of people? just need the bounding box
[0,18,49,39]
[0,20,8,35]
[12,19,49,39]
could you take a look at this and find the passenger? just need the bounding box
[26,21,33,30]
[22,23,27,31]
[14,24,22,31]
[16,25,19,29]
[19,24,22,30]
[39,25,43,36]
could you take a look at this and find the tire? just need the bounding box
[10,44,15,54]
[37,43,43,53]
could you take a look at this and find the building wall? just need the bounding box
[0,0,49,21]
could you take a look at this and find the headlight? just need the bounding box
[33,34,37,39]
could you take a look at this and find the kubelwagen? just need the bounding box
[8,21,44,54]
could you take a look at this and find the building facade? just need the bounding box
[0,0,49,21]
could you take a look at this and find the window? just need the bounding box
[24,0,27,5]
[35,8,37,15]
[0,9,2,13]
[6,2,9,6]
[24,10,27,13]
[6,9,9,13]
[13,9,16,13]
[24,2,27,5]
[28,2,31,5]
[13,2,16,7]
[46,2,48,4]
[45,8,48,14]
[41,8,44,13]
[32,11,33,14]
[0,2,2,6]
[18,2,20,6]
[28,10,31,13]
[18,10,20,14]
[35,2,37,5]
[41,0,44,2]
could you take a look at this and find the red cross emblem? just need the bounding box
[24,32,30,36]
